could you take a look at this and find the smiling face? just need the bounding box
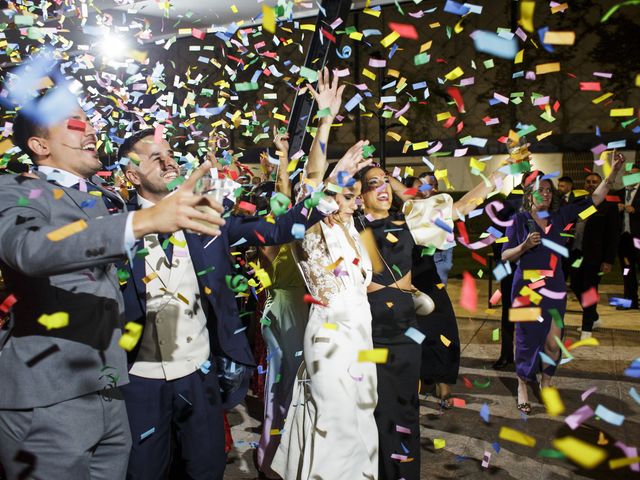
[584,174,601,195]
[335,181,362,221]
[361,167,392,218]
[123,135,178,203]
[531,179,553,211]
[28,105,101,178]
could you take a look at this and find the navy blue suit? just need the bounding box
[119,196,325,479]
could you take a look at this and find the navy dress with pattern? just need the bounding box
[502,198,593,381]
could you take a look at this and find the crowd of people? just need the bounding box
[0,68,633,480]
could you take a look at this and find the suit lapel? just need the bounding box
[185,233,214,289]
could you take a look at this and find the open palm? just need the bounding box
[308,67,345,118]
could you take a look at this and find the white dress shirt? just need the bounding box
[37,165,135,252]
[129,194,210,380]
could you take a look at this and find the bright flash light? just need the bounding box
[100,34,129,59]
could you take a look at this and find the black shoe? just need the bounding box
[492,358,514,370]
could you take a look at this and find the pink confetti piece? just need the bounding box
[581,386,597,402]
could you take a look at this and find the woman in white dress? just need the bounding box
[272,69,378,480]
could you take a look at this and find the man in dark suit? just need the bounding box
[116,129,335,479]
[571,172,620,339]
[557,175,574,205]
[617,163,640,309]
[0,96,225,480]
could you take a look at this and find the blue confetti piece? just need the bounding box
[630,387,640,405]
[539,351,557,366]
[80,198,97,209]
[140,427,155,441]
[199,360,211,374]
[486,226,503,238]
[471,30,519,60]
[291,223,306,240]
[480,403,490,423]
[443,0,470,15]
[434,217,453,233]
[404,327,426,344]
[538,27,555,53]
[492,442,501,453]
[400,442,409,454]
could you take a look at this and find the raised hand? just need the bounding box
[273,126,290,157]
[328,140,372,179]
[307,67,346,119]
[612,151,625,174]
[132,160,226,238]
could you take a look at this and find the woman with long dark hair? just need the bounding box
[356,165,505,480]
[501,154,624,414]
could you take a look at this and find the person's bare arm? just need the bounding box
[273,126,292,198]
[592,152,624,206]
[303,67,345,186]
[501,232,541,262]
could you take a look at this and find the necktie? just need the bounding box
[627,188,633,203]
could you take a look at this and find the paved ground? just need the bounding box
[225,280,640,479]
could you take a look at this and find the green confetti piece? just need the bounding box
[270,192,290,216]
[274,373,282,383]
[136,248,149,257]
[622,172,640,187]
[571,257,583,269]
[14,15,34,26]
[421,246,436,257]
[362,144,376,158]
[226,274,249,293]
[392,264,402,278]
[117,269,131,282]
[316,107,332,118]
[473,378,492,388]
[166,176,186,191]
[260,316,272,326]
[550,308,563,328]
[537,449,566,459]
[17,197,29,207]
[492,328,500,342]
[509,161,531,174]
[483,59,495,69]
[197,266,215,276]
[303,191,323,210]
[235,82,260,91]
[300,66,318,82]
[414,53,430,65]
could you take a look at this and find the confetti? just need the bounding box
[357,348,389,363]
[499,427,536,447]
[552,436,607,469]
[37,312,69,330]
[46,220,89,242]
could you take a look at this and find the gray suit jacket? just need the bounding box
[0,171,130,409]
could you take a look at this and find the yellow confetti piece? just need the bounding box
[363,7,381,17]
[37,312,69,330]
[578,205,597,220]
[444,67,464,81]
[592,92,613,104]
[323,323,338,330]
[269,428,281,436]
[610,108,634,117]
[52,189,64,200]
[387,131,402,142]
[469,157,486,172]
[119,322,143,352]
[142,272,159,284]
[499,426,536,447]
[419,41,432,53]
[509,307,542,322]
[519,1,536,32]
[535,62,561,75]
[204,286,212,295]
[381,31,400,48]
[412,141,429,151]
[169,235,187,248]
[433,438,446,449]
[636,74,640,87]
[386,302,394,308]
[349,31,363,41]
[362,68,376,81]
[436,111,452,122]
[230,4,238,13]
[536,130,553,141]
[46,219,88,242]
[609,456,640,470]
[386,233,398,243]
[176,292,189,305]
[440,335,451,347]
[597,431,609,445]
[552,436,607,469]
[0,138,14,155]
[514,49,524,64]
[541,387,565,416]
[567,337,600,350]
[358,348,389,363]
[542,31,575,45]
[262,5,276,34]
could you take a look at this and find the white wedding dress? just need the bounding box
[272,219,378,480]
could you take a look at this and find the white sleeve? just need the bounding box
[402,194,455,249]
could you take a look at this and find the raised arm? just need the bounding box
[454,170,506,217]
[592,152,624,206]
[303,67,345,186]
[273,126,291,198]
